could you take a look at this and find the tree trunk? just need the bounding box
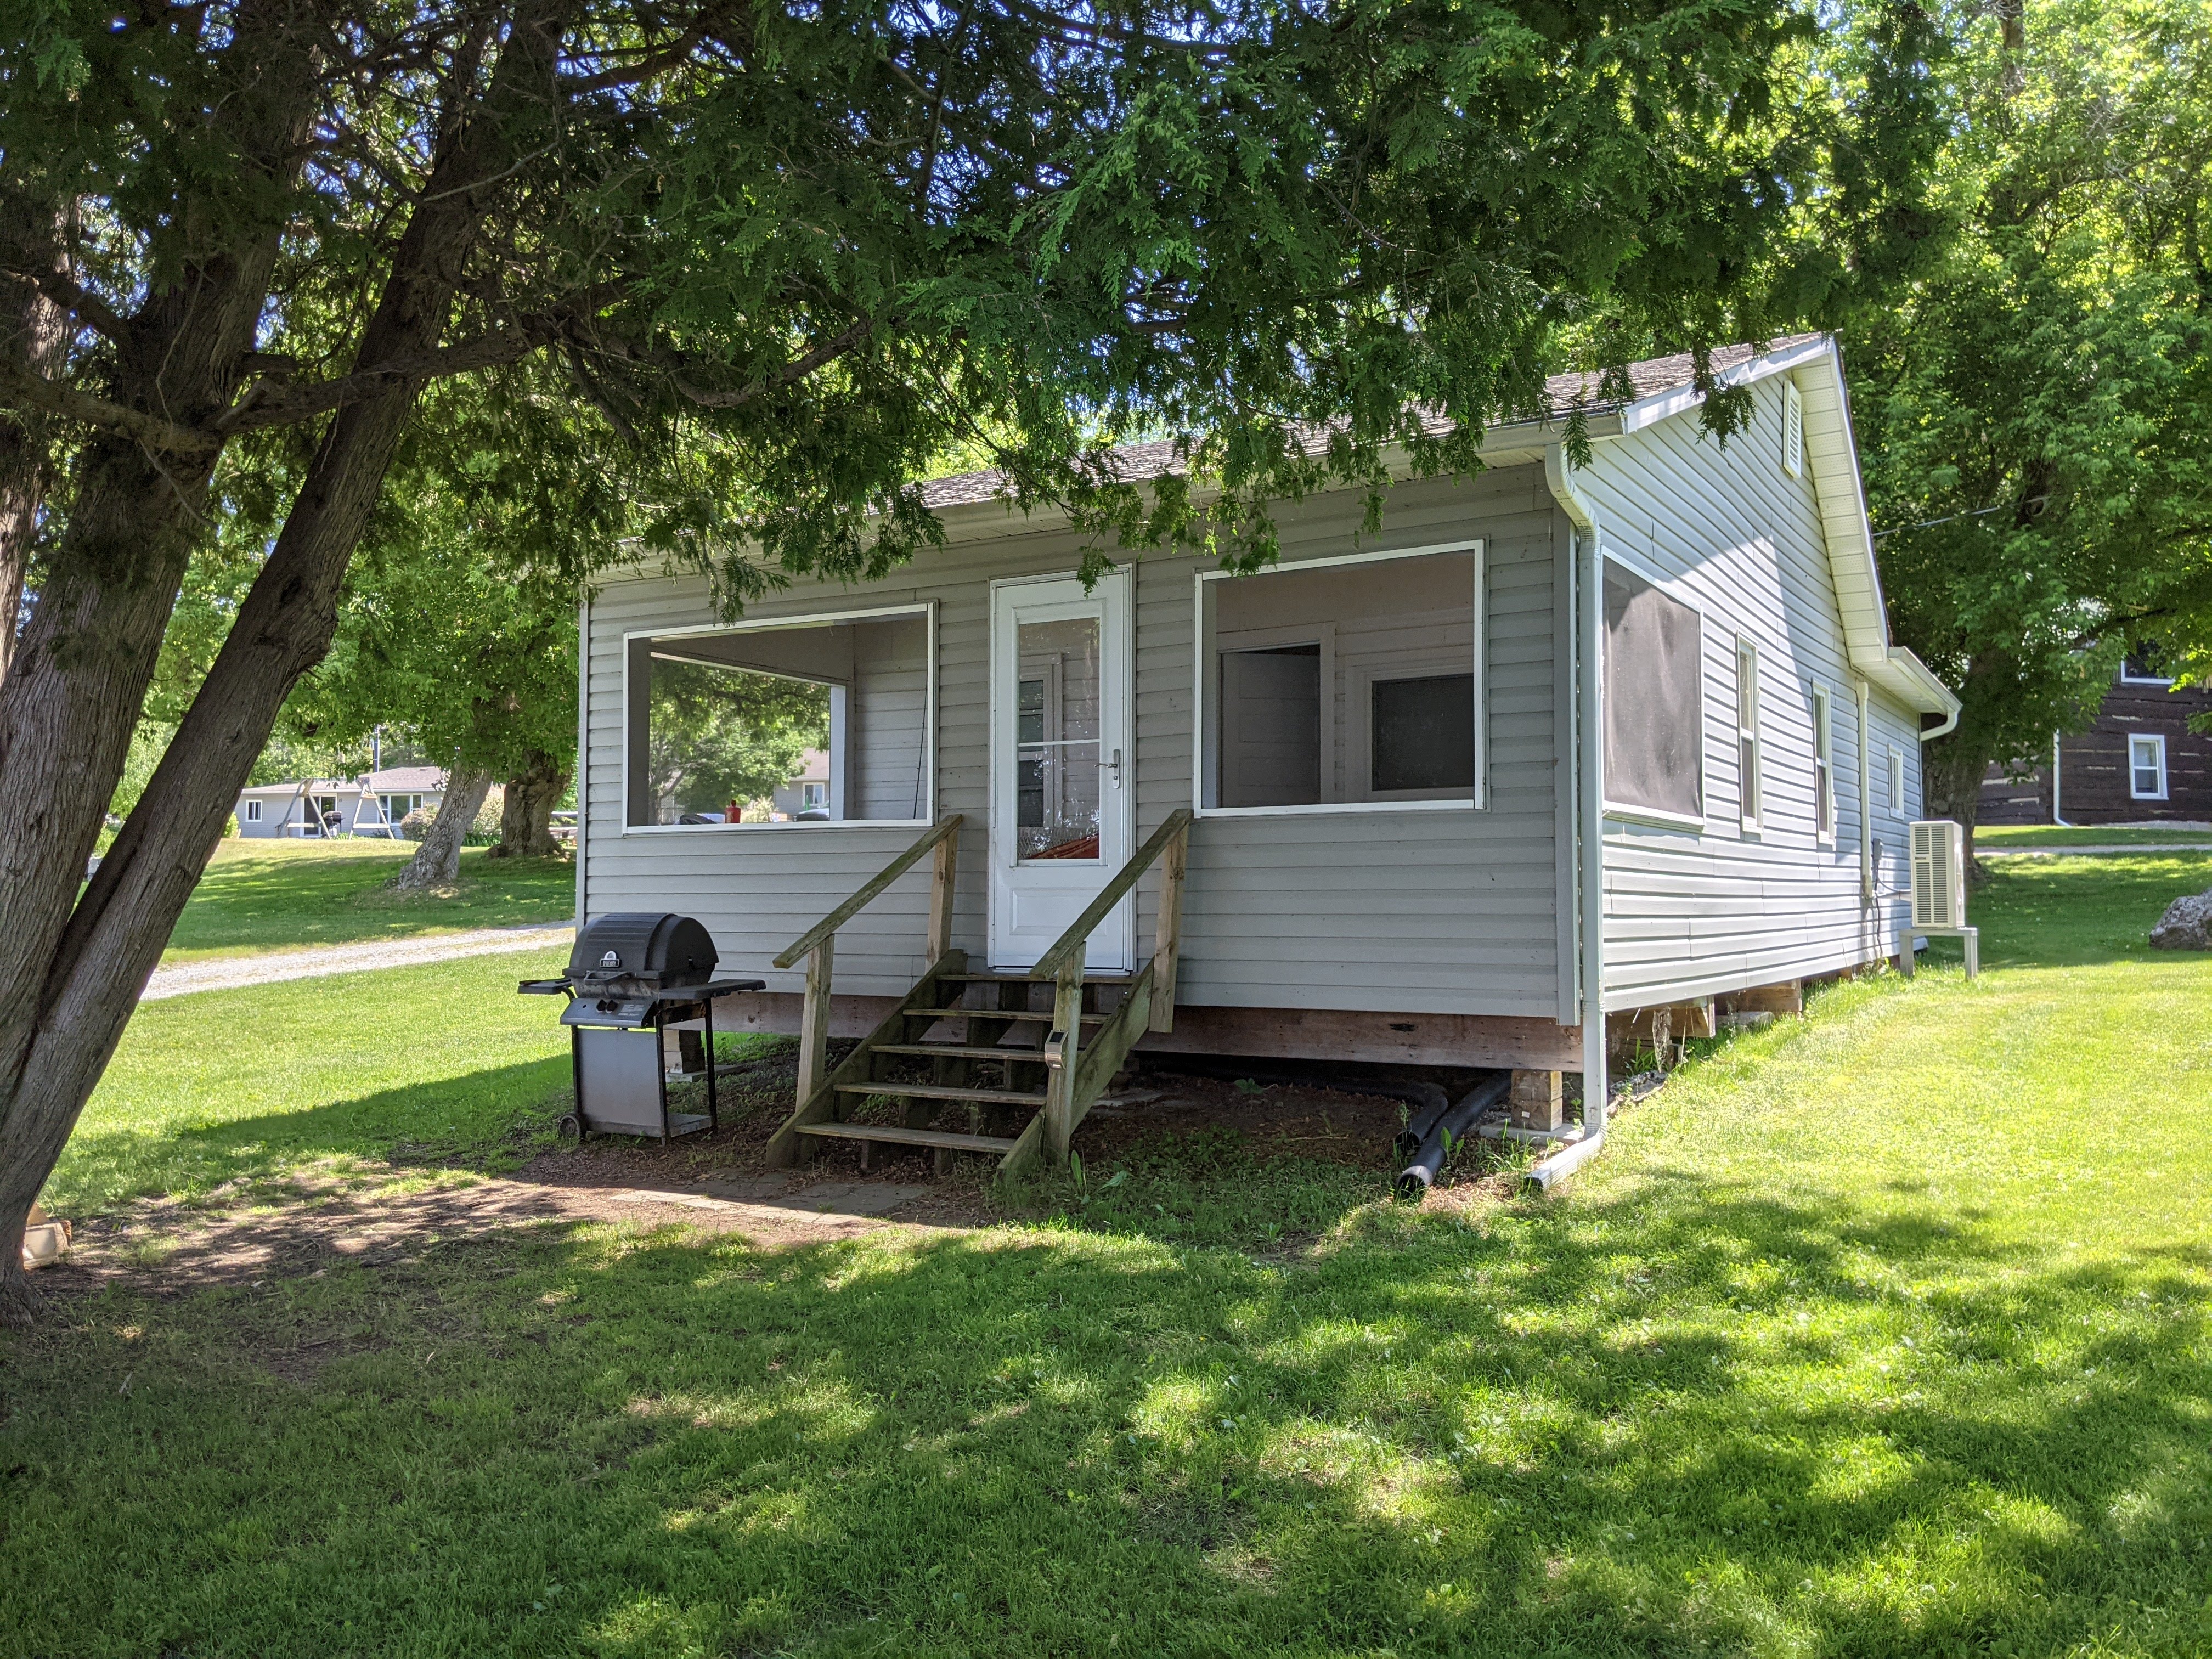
[389,766,494,890]
[490,750,567,858]
[1922,727,1994,882]
[0,204,70,686]
[0,5,573,1325]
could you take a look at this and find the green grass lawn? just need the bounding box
[1978,822,2212,848]
[161,838,575,962]
[7,859,2212,1657]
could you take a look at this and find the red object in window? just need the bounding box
[1028,834,1099,861]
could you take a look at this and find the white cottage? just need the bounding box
[573,334,1957,1182]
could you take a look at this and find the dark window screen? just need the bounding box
[1371,674,1476,793]
[1604,562,1703,818]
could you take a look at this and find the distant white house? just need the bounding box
[771,748,832,820]
[233,765,447,839]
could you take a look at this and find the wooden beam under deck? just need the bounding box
[704,990,1584,1073]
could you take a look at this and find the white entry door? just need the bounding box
[989,569,1135,972]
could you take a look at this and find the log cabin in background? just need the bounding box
[1979,657,2212,827]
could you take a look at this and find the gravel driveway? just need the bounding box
[142,923,575,1002]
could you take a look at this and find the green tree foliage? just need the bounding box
[0,0,1952,1321]
[642,662,826,821]
[1844,0,2212,847]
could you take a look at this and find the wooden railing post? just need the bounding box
[1044,963,1084,1163]
[796,934,835,1115]
[1149,817,1189,1033]
[928,822,959,961]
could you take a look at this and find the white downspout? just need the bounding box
[1540,446,1607,1188]
[2050,729,2070,826]
[1857,680,1874,907]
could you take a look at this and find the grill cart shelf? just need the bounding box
[519,912,763,1144]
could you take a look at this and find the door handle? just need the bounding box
[1105,747,1124,787]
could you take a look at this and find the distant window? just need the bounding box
[2131,733,2168,799]
[243,799,262,822]
[625,606,933,828]
[1888,745,1905,812]
[1782,379,1804,479]
[2121,645,2173,684]
[1812,685,1836,844]
[1602,560,1705,824]
[1737,637,1763,830]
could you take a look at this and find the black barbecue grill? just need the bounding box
[521,912,763,1142]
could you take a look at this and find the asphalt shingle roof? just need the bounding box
[917,336,1820,510]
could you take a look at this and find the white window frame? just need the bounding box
[1599,548,1708,833]
[1736,635,1763,834]
[2130,732,2169,800]
[1191,539,1486,819]
[621,601,936,834]
[1888,744,1905,813]
[1782,378,1804,479]
[243,799,263,822]
[1812,682,1836,846]
[2119,654,2172,685]
[800,780,828,811]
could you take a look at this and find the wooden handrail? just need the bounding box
[1032,808,1194,981]
[773,815,964,968]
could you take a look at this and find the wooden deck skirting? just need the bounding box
[705,989,1584,1072]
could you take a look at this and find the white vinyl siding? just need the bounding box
[1576,370,1915,1009]
[582,467,1563,1015]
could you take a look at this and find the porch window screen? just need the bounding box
[1602,561,1705,822]
[627,608,931,827]
[1199,544,1481,810]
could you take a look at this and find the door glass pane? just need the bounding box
[1014,616,1101,860]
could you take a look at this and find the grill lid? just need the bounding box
[567,912,718,987]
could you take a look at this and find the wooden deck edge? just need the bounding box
[711,990,1585,1071]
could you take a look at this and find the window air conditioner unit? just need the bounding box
[1909,820,1965,930]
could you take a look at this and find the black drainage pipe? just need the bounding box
[1395,1074,1512,1200]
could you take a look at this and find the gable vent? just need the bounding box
[1782,377,1805,478]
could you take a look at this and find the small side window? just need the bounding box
[1782,379,1804,479]
[1812,685,1835,845]
[2131,733,2169,800]
[1888,744,1905,812]
[1737,637,1762,831]
[244,799,262,822]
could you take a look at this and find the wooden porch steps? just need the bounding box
[872,1041,1049,1063]
[762,809,1192,1183]
[794,1122,1019,1155]
[830,1079,1048,1108]
[905,1007,1109,1025]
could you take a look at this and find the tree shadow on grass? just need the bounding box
[8,1167,2209,1658]
[49,1054,578,1213]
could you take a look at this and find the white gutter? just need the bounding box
[1538,447,1608,1189]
